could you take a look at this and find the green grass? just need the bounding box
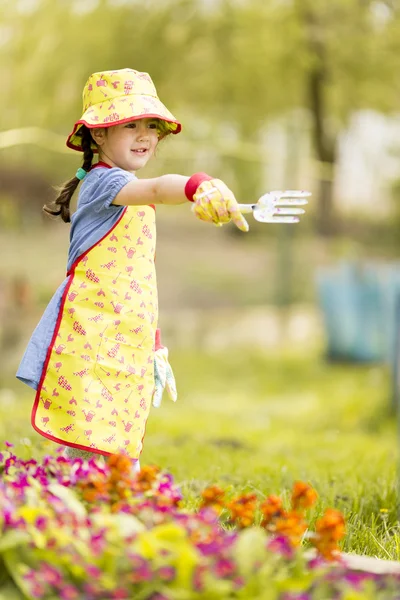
[1,346,398,561]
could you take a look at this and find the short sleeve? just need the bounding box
[68,167,137,270]
[78,167,135,212]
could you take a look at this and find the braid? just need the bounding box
[43,126,94,223]
[81,126,94,172]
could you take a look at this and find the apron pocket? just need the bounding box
[93,322,152,395]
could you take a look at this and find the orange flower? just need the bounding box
[312,508,346,560]
[316,508,346,540]
[134,465,160,492]
[108,454,133,475]
[291,481,318,511]
[200,485,226,513]
[274,510,308,547]
[227,493,258,529]
[79,476,110,503]
[260,495,285,528]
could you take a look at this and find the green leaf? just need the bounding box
[0,531,29,554]
[2,549,34,600]
[0,580,25,600]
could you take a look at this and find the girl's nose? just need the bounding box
[136,123,149,139]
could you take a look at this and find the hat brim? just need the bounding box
[66,94,181,152]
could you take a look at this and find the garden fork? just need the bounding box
[238,190,311,224]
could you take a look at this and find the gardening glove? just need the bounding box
[152,330,177,408]
[190,176,249,233]
[152,347,177,408]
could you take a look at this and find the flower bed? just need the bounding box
[0,445,399,599]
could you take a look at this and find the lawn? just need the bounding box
[1,345,398,562]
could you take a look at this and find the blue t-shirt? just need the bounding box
[16,166,135,390]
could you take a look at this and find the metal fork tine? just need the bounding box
[272,199,309,206]
[273,208,305,215]
[269,190,312,198]
[255,215,300,224]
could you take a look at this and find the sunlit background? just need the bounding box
[0,0,399,558]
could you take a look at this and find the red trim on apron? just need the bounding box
[32,188,158,457]
[32,207,129,457]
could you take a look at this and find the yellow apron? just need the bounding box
[32,204,157,459]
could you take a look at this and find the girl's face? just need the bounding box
[92,118,160,172]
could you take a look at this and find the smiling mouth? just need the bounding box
[132,149,148,154]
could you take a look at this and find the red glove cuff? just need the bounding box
[184,172,213,202]
[155,328,164,351]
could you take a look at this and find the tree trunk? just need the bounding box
[308,65,337,236]
[301,3,338,236]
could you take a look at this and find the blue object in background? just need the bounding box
[316,262,400,363]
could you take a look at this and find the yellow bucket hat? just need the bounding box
[66,68,182,152]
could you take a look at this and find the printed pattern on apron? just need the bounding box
[32,205,157,459]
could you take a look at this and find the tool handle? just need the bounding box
[237,203,256,214]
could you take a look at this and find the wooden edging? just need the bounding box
[340,552,400,575]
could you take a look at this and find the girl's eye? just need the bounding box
[148,123,158,129]
[126,123,136,129]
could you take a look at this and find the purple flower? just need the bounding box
[11,473,30,494]
[4,456,17,473]
[5,441,14,448]
[35,516,48,531]
[33,466,49,486]
[267,535,295,559]
[307,555,326,570]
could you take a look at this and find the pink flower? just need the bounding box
[214,558,236,578]
[129,555,152,583]
[111,589,130,599]
[40,563,63,587]
[35,516,48,531]
[59,585,80,599]
[86,565,102,578]
[157,565,175,581]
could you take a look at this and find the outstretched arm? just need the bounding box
[113,172,249,232]
[112,174,190,206]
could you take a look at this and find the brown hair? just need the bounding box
[43,126,94,223]
[44,119,169,223]
[156,119,171,139]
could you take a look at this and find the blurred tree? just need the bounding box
[180,0,400,234]
[1,0,399,235]
[291,0,400,234]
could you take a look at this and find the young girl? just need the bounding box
[16,68,248,467]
